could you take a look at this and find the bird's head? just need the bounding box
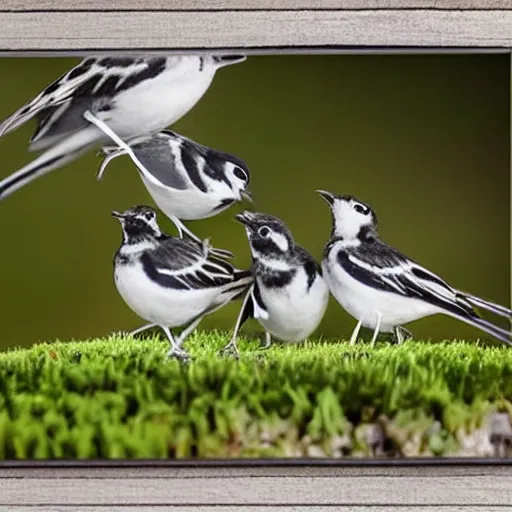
[112,205,162,243]
[235,210,295,259]
[178,135,253,207]
[316,190,378,241]
[222,157,253,203]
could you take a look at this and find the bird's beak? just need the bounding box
[240,189,253,203]
[235,210,255,227]
[213,55,247,68]
[111,210,125,220]
[316,189,336,206]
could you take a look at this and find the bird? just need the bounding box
[0,54,246,201]
[316,189,512,347]
[111,204,253,361]
[94,128,253,258]
[220,210,330,358]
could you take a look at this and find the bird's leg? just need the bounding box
[219,286,253,359]
[394,326,405,345]
[394,326,413,345]
[402,326,413,342]
[260,331,272,350]
[83,110,150,180]
[128,323,158,338]
[219,334,240,360]
[349,319,363,346]
[161,326,191,362]
[84,110,130,149]
[177,315,204,347]
[370,311,382,347]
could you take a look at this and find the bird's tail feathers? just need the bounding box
[461,293,512,319]
[0,147,82,201]
[0,102,40,138]
[207,271,253,314]
[222,270,253,300]
[233,269,253,281]
[0,127,99,201]
[450,311,512,347]
[209,247,236,260]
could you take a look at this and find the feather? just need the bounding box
[139,236,244,292]
[462,293,512,319]
[336,240,512,345]
[0,57,168,149]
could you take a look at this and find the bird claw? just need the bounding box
[393,326,413,345]
[260,332,272,350]
[218,343,240,360]
[166,347,192,363]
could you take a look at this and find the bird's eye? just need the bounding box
[145,212,154,221]
[353,203,368,215]
[258,226,270,237]
[233,167,247,181]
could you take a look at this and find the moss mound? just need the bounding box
[1,332,512,459]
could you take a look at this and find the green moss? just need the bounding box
[0,332,511,459]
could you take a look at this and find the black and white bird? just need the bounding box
[316,190,512,346]
[112,204,253,361]
[0,55,246,201]
[220,210,329,357]
[95,128,252,253]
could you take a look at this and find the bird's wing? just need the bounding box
[141,236,238,291]
[295,245,323,290]
[249,282,269,320]
[0,57,168,150]
[99,131,205,191]
[126,133,190,190]
[339,240,477,319]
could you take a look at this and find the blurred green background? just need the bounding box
[0,54,509,349]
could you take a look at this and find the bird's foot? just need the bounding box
[166,347,192,363]
[218,342,240,360]
[95,148,125,180]
[393,326,413,345]
[259,332,272,350]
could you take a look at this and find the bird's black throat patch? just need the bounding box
[253,260,296,289]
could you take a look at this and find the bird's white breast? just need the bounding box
[114,260,221,328]
[140,176,233,221]
[323,246,439,332]
[258,267,329,342]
